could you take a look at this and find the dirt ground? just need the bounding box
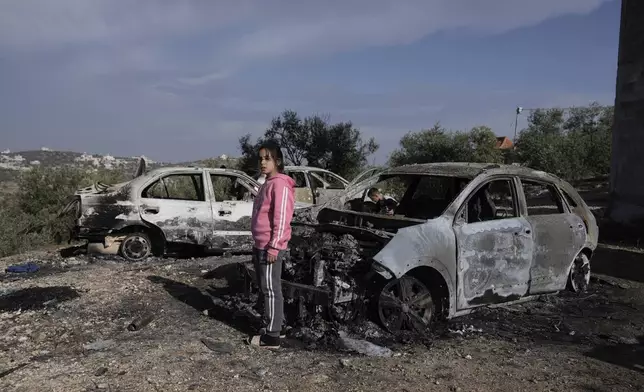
[1,243,643,392]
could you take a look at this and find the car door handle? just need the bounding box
[144,207,159,214]
[516,229,531,235]
[219,210,232,216]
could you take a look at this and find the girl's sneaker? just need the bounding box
[248,334,280,350]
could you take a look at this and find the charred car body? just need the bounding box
[256,162,598,332]
[281,166,349,205]
[67,166,308,261]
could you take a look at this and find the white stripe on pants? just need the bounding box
[253,248,284,337]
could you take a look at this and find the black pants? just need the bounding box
[252,248,285,338]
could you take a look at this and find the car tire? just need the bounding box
[119,232,153,262]
[376,274,435,333]
[567,252,591,293]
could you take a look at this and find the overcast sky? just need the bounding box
[0,0,620,163]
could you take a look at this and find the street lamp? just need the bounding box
[513,106,523,144]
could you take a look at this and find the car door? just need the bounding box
[208,172,256,250]
[285,169,314,204]
[519,178,587,294]
[309,171,347,204]
[139,170,214,245]
[453,176,534,310]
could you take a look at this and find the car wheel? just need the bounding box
[567,252,591,293]
[377,275,435,333]
[119,232,153,262]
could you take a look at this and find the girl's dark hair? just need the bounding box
[258,140,285,172]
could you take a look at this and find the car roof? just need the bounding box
[285,165,334,173]
[284,165,350,183]
[384,162,563,183]
[144,166,253,177]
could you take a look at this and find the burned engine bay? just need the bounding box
[283,227,380,324]
[239,206,430,338]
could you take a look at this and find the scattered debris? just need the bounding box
[337,331,393,357]
[5,261,40,273]
[251,367,269,378]
[0,246,642,390]
[339,358,351,368]
[448,325,483,335]
[83,339,116,351]
[94,367,108,376]
[200,338,234,354]
[127,314,154,331]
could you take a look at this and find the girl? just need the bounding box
[248,141,295,349]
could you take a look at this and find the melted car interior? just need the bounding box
[318,174,471,232]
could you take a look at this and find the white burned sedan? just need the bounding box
[67,166,307,261]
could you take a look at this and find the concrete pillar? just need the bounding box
[608,0,644,224]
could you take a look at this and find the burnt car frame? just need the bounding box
[283,166,350,205]
[68,166,269,261]
[258,162,598,332]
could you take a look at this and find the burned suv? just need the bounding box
[278,162,598,332]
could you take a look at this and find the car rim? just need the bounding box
[571,254,591,292]
[378,275,433,333]
[122,235,151,261]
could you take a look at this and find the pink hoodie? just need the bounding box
[251,172,296,257]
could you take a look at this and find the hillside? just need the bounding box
[0,148,240,185]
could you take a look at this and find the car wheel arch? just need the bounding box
[405,263,454,319]
[566,247,593,293]
[113,223,166,256]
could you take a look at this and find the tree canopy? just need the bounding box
[238,110,378,179]
[389,123,503,167]
[388,101,612,181]
[515,102,612,180]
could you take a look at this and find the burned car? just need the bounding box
[257,162,598,333]
[284,166,350,205]
[66,166,307,261]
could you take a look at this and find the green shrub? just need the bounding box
[0,166,127,257]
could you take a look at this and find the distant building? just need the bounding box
[495,136,514,150]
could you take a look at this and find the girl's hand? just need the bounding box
[267,253,277,263]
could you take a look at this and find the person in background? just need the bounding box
[367,187,397,215]
[248,141,295,349]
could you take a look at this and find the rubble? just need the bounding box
[127,314,154,331]
[0,245,643,390]
[337,330,393,357]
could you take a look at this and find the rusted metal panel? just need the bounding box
[454,217,533,309]
[526,214,587,294]
[294,187,314,204]
[372,216,458,316]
